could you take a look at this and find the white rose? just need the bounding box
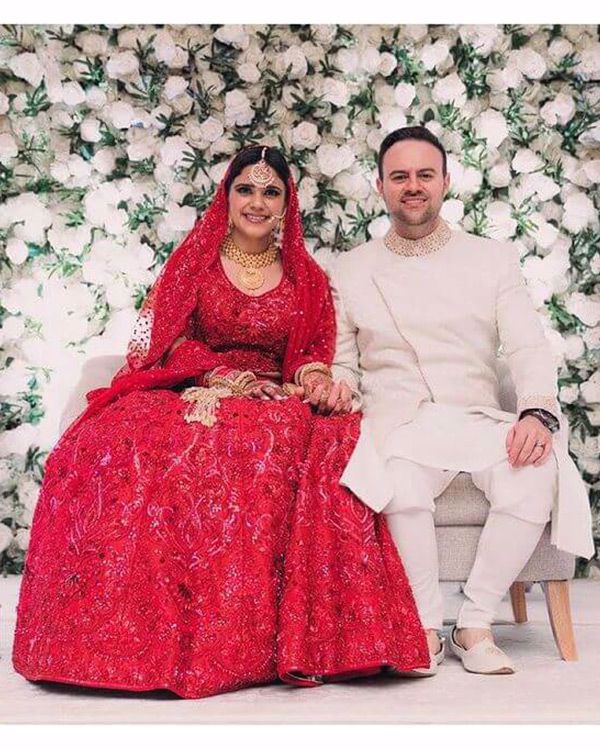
[487,66,523,92]
[224,90,254,127]
[421,41,450,70]
[560,384,580,404]
[360,46,381,75]
[0,133,18,165]
[458,25,502,57]
[520,173,560,201]
[47,224,91,256]
[510,48,547,79]
[0,524,12,554]
[562,193,597,233]
[581,371,600,404]
[512,148,544,174]
[15,528,30,551]
[86,86,107,110]
[159,135,190,168]
[163,203,197,232]
[321,78,350,108]
[405,26,428,42]
[441,198,465,225]
[9,52,44,86]
[394,83,416,109]
[432,73,467,108]
[214,25,249,49]
[80,117,102,143]
[582,160,600,183]
[333,170,371,202]
[198,116,224,143]
[106,51,139,78]
[277,46,308,79]
[379,106,407,133]
[488,162,512,188]
[237,62,261,84]
[565,293,600,327]
[379,52,398,77]
[0,91,9,115]
[126,132,156,161]
[548,38,573,64]
[68,154,92,179]
[336,48,360,76]
[154,30,178,64]
[297,177,318,212]
[170,93,194,116]
[540,93,576,126]
[473,109,509,149]
[564,334,585,360]
[486,201,517,240]
[105,279,133,309]
[0,315,25,342]
[76,31,108,56]
[106,101,135,129]
[447,157,482,196]
[62,81,86,107]
[6,238,28,265]
[5,193,52,243]
[316,144,355,178]
[292,122,321,150]
[368,215,391,239]
[201,70,225,96]
[163,76,188,100]
[531,215,560,250]
[92,147,117,175]
[576,42,600,79]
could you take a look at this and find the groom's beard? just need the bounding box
[392,199,439,228]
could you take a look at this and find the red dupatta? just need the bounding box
[77,158,333,425]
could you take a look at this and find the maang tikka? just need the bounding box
[249,147,275,188]
[249,146,286,250]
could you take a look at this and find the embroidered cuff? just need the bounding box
[517,395,558,419]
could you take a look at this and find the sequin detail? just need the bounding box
[13,263,428,699]
[384,219,452,257]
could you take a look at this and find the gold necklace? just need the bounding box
[384,219,452,257]
[221,233,279,291]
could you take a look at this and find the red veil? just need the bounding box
[78,161,333,425]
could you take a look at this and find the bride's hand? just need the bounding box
[303,373,353,415]
[245,381,288,401]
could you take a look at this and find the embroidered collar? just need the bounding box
[384,219,452,257]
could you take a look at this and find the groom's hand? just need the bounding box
[506,416,553,468]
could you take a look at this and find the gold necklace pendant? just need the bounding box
[239,268,265,290]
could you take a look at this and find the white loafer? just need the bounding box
[449,627,516,675]
[393,634,446,678]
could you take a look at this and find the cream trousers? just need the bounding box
[383,456,557,629]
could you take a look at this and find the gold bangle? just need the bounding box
[294,362,332,387]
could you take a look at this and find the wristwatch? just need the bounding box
[519,408,560,433]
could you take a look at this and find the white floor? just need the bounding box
[1,575,599,724]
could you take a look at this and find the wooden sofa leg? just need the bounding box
[542,580,578,661]
[510,582,528,623]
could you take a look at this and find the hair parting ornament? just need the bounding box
[249,147,276,189]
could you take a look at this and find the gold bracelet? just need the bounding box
[208,370,257,395]
[294,362,332,387]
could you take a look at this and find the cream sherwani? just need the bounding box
[330,228,594,561]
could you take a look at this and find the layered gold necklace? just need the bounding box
[221,233,279,291]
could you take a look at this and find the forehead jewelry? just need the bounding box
[249,147,275,188]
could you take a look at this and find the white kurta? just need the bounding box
[330,230,594,559]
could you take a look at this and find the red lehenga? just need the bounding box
[13,169,428,699]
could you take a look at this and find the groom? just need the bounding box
[320,126,593,675]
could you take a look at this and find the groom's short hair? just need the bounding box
[378,126,447,178]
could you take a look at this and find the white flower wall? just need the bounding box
[0,24,599,574]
